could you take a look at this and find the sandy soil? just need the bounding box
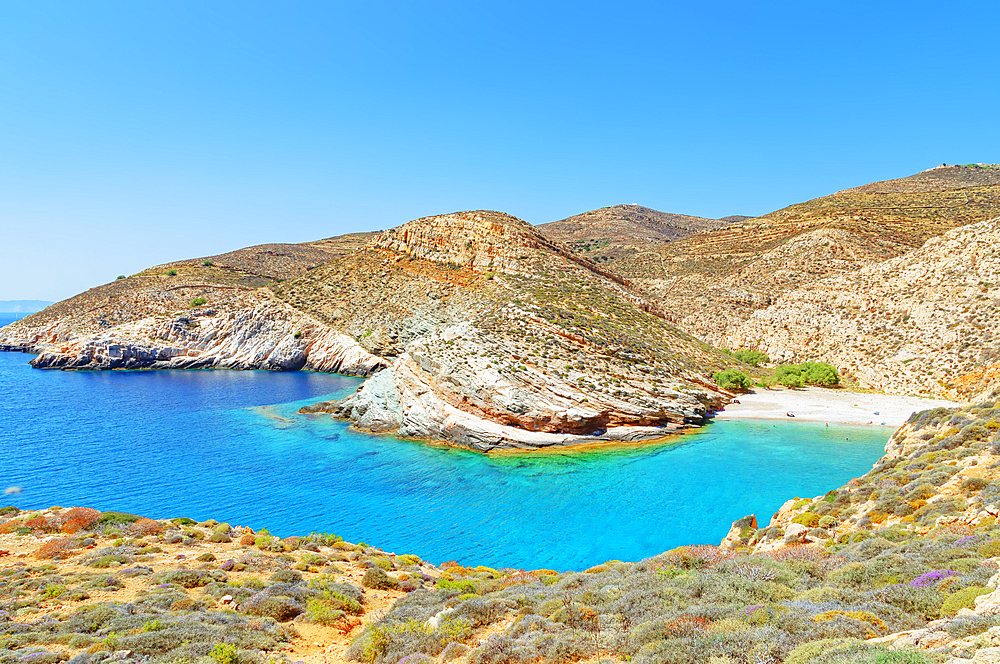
[713,386,959,427]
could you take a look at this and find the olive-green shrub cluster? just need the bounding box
[773,362,840,388]
[722,349,770,367]
[713,368,753,392]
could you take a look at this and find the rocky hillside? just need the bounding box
[0,234,388,376]
[0,212,734,451]
[616,165,1000,352]
[727,217,1000,401]
[713,391,1000,663]
[840,163,1000,195]
[536,204,732,262]
[276,211,733,450]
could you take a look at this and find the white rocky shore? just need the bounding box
[0,297,386,376]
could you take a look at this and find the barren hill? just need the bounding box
[0,211,732,450]
[616,166,1000,351]
[158,231,380,283]
[839,163,1000,195]
[536,204,732,262]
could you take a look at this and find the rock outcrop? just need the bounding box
[0,290,385,375]
[281,211,731,450]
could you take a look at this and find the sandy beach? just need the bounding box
[713,386,959,428]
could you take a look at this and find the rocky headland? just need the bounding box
[0,210,733,451]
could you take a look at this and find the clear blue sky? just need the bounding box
[2,1,998,302]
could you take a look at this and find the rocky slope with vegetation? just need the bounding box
[615,165,1000,361]
[713,388,1000,662]
[536,204,732,263]
[0,211,733,450]
[280,211,732,450]
[727,217,1000,401]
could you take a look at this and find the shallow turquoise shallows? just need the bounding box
[0,332,890,571]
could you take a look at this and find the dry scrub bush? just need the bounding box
[55,507,101,533]
[34,537,81,560]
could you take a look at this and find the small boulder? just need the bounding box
[784,523,810,544]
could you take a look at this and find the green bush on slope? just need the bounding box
[713,369,753,392]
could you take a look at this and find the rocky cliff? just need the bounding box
[0,277,385,375]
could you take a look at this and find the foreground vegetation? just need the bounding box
[4,397,1000,664]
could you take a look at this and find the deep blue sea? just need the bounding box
[0,313,890,570]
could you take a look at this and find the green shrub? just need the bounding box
[941,586,991,616]
[712,369,753,392]
[733,349,769,366]
[42,584,67,599]
[190,297,207,307]
[774,362,840,387]
[775,365,805,388]
[371,557,393,570]
[962,477,989,492]
[208,642,239,664]
[801,361,840,387]
[166,269,177,276]
[306,598,345,626]
[244,596,302,622]
[362,567,399,590]
[254,528,275,549]
[792,512,820,528]
[97,511,141,526]
[202,260,214,267]
[116,275,126,280]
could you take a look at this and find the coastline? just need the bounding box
[713,386,959,427]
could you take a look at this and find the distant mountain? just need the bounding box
[838,163,1000,195]
[0,300,53,313]
[535,204,731,262]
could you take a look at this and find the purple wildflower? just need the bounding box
[908,570,959,588]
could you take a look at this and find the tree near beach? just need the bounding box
[712,369,753,392]
[774,362,840,388]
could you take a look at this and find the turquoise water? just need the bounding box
[0,315,890,570]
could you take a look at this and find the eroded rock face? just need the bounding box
[726,217,1000,400]
[301,342,718,451]
[1,295,385,376]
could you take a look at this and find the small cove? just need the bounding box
[0,338,891,570]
